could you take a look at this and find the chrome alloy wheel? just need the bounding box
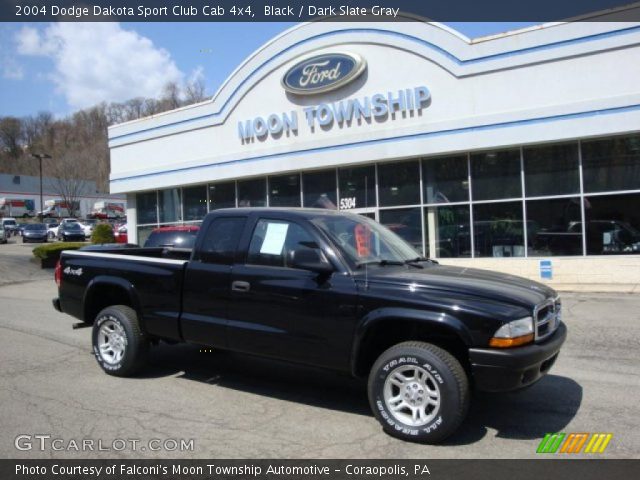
[383,365,441,426]
[97,319,127,365]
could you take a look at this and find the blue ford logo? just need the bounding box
[282,52,366,95]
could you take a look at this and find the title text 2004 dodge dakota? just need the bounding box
[53,208,566,443]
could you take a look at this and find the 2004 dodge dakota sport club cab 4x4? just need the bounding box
[53,208,566,443]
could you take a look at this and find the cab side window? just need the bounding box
[195,217,246,264]
[247,219,317,268]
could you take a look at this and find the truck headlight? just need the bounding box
[489,317,534,348]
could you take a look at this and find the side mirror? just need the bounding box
[291,248,334,274]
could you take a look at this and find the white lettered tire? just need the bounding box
[92,305,149,377]
[368,341,469,443]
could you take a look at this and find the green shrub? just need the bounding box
[32,242,86,260]
[91,223,115,244]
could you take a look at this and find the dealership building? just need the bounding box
[108,15,640,291]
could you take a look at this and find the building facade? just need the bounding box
[0,173,125,218]
[108,17,640,291]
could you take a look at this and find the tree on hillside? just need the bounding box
[184,77,207,104]
[0,77,211,192]
[45,149,92,218]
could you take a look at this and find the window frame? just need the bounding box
[193,216,247,265]
[244,217,325,270]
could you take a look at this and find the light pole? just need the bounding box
[30,153,51,218]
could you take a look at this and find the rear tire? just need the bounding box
[92,305,149,377]
[368,341,469,443]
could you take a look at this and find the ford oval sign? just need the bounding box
[282,52,366,95]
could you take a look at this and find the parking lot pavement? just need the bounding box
[0,237,52,286]
[1,241,639,459]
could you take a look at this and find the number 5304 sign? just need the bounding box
[339,197,357,209]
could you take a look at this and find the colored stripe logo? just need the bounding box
[537,433,612,454]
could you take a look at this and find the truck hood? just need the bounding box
[359,263,556,309]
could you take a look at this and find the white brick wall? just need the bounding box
[439,256,640,293]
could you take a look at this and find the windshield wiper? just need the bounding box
[404,256,439,267]
[403,257,424,269]
[356,259,405,268]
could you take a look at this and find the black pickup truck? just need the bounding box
[53,208,566,443]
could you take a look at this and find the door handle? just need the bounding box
[231,280,251,292]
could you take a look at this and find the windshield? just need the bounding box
[25,224,46,230]
[4,220,16,226]
[65,223,82,230]
[312,214,423,267]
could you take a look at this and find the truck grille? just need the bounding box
[534,297,561,342]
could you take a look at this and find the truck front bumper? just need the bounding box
[469,322,567,392]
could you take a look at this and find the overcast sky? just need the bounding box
[0,22,536,118]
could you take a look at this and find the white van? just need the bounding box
[1,218,18,237]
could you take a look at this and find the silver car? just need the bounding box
[22,223,48,243]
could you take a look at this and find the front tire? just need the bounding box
[92,305,149,377]
[368,341,469,443]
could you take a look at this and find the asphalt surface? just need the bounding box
[1,238,639,459]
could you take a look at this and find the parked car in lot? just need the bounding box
[80,219,98,239]
[114,224,128,244]
[22,223,48,243]
[57,222,86,242]
[47,222,60,240]
[49,218,80,240]
[1,217,18,237]
[53,208,566,444]
[15,222,29,236]
[143,225,200,248]
[0,225,7,244]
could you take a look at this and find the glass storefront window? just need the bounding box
[526,197,583,256]
[303,170,337,209]
[269,173,301,207]
[130,135,640,259]
[424,205,471,258]
[338,165,376,210]
[378,160,420,206]
[183,185,207,221]
[473,202,525,257]
[524,142,580,197]
[208,181,236,210]
[238,178,267,207]
[584,193,640,255]
[136,191,157,225]
[423,155,469,203]
[158,188,181,223]
[471,149,522,201]
[582,134,640,193]
[136,225,157,246]
[379,208,423,254]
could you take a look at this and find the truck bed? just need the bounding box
[78,245,192,261]
[58,247,190,340]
